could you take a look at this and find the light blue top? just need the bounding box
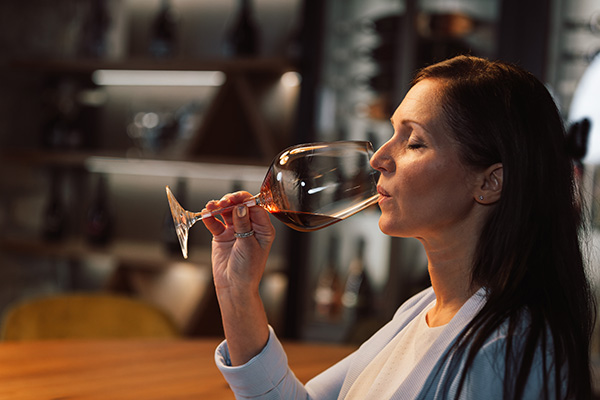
[215,287,555,399]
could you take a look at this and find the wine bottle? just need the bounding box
[42,170,67,242]
[285,17,303,65]
[342,238,372,317]
[313,234,343,321]
[85,175,112,246]
[149,0,177,58]
[78,0,110,58]
[222,0,260,57]
[41,113,69,149]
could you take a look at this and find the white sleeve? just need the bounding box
[214,326,309,399]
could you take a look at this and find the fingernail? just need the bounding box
[237,205,247,218]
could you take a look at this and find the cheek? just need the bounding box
[377,163,436,232]
[379,160,472,235]
[395,159,443,197]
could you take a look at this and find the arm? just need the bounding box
[202,191,273,365]
[203,192,354,399]
[215,326,355,400]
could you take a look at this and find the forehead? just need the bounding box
[394,79,443,116]
[391,79,447,130]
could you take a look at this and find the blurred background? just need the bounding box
[0,0,599,357]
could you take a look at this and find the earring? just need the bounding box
[479,195,484,201]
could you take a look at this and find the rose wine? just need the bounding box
[270,209,343,232]
[256,155,377,231]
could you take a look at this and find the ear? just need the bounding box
[475,163,503,204]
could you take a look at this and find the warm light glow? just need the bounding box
[280,71,301,87]
[92,70,226,87]
[84,157,265,182]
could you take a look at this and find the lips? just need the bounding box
[377,186,391,199]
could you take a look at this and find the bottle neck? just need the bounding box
[239,0,252,12]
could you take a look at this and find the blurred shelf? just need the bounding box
[0,235,211,269]
[0,235,285,272]
[0,148,267,181]
[5,54,297,165]
[0,148,124,168]
[11,57,297,75]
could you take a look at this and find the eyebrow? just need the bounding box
[391,116,430,134]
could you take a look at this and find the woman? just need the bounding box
[202,55,596,399]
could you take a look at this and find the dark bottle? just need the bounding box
[149,0,177,58]
[342,238,372,318]
[41,79,83,150]
[313,234,343,321]
[78,0,111,58]
[41,113,69,150]
[285,16,303,65]
[223,0,260,57]
[163,178,187,255]
[85,175,112,246]
[42,171,67,241]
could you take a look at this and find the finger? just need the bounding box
[202,198,231,235]
[233,204,254,239]
[216,197,235,226]
[247,203,272,232]
[206,198,222,210]
[228,192,273,239]
[201,206,227,237]
[218,191,254,226]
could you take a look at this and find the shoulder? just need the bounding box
[465,309,552,369]
[444,312,556,399]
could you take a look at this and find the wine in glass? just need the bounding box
[166,140,380,258]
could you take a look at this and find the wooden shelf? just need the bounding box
[0,236,211,269]
[0,235,285,272]
[0,148,124,168]
[0,148,268,182]
[0,147,271,167]
[1,56,294,268]
[6,54,299,165]
[11,57,297,75]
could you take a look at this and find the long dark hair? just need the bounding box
[414,55,595,399]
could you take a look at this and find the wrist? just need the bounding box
[215,284,261,306]
[217,289,270,366]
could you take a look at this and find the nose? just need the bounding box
[370,141,395,173]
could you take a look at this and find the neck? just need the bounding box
[420,238,479,327]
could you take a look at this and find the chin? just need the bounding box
[378,218,397,237]
[378,216,412,238]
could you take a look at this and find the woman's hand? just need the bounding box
[201,191,274,365]
[202,191,276,294]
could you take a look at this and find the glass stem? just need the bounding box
[191,195,260,223]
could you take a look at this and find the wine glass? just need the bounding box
[165,140,380,258]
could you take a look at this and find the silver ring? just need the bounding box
[234,230,255,239]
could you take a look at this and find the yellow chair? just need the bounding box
[0,293,180,341]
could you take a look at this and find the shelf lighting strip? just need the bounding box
[91,70,226,87]
[84,156,265,183]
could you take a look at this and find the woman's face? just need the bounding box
[370,79,481,243]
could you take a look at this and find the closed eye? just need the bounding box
[407,143,425,150]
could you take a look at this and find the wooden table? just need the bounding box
[0,338,357,399]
